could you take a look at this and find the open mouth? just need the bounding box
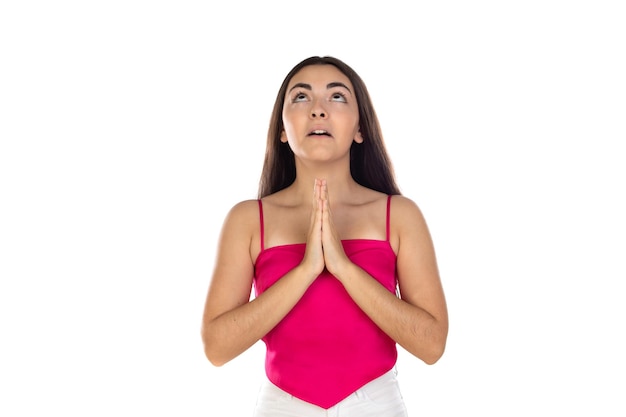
[308,129,332,137]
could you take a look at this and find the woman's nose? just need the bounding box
[310,110,326,118]
[310,100,327,119]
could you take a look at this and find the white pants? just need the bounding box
[252,368,408,417]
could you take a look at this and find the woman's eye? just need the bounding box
[293,92,308,102]
[331,92,347,102]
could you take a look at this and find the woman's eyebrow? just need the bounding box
[288,83,312,93]
[327,82,352,94]
[288,82,352,94]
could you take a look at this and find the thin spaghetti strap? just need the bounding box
[386,195,392,242]
[257,199,265,252]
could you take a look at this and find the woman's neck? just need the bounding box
[288,170,361,204]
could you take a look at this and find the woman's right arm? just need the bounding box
[201,200,320,366]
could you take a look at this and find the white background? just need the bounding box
[1,1,625,416]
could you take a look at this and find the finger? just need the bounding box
[310,179,320,226]
[321,180,331,219]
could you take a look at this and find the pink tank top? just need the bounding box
[254,195,398,409]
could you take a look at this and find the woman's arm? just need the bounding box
[329,195,448,364]
[201,199,323,366]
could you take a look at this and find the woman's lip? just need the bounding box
[308,129,332,137]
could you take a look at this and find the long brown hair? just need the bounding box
[258,56,401,198]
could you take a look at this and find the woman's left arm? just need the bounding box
[331,196,448,364]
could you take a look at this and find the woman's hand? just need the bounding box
[300,179,326,277]
[318,179,351,277]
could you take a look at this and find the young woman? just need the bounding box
[201,56,448,416]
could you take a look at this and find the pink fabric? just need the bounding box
[253,196,398,409]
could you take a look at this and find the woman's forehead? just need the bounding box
[287,65,352,90]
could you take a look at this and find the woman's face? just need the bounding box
[281,64,362,162]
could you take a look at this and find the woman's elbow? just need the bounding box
[201,327,228,367]
[422,342,446,365]
[417,326,448,365]
[204,348,228,367]
[432,330,449,364]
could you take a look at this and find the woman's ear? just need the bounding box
[280,131,288,143]
[354,131,364,144]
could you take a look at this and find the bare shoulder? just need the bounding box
[225,199,260,222]
[214,199,263,265]
[390,194,426,221]
[389,195,432,250]
[220,199,261,240]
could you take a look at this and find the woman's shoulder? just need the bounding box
[385,194,432,255]
[390,194,427,225]
[390,194,420,210]
[222,199,261,227]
